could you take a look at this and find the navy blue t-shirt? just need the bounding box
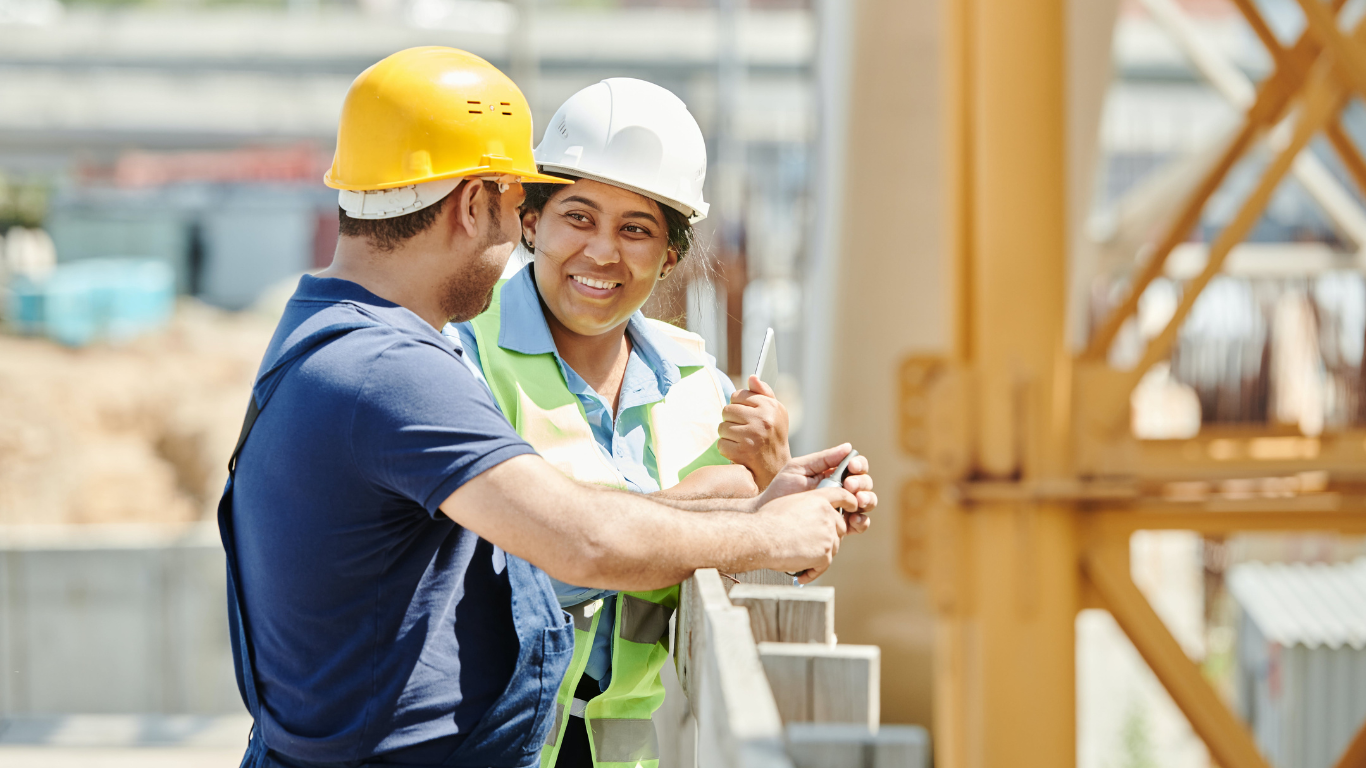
[231,275,538,763]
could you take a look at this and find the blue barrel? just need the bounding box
[5,275,47,336]
[106,260,175,342]
[4,258,176,347]
[44,262,103,347]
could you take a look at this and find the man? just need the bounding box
[221,47,875,768]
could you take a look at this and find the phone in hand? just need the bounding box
[789,448,859,586]
[816,449,859,490]
[754,327,777,385]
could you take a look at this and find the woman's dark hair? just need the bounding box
[521,175,695,261]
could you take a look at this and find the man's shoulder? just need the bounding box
[277,297,457,365]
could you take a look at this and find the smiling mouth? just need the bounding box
[571,275,622,290]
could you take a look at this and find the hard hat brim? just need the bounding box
[537,164,706,224]
[324,166,573,191]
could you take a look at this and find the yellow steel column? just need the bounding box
[968,0,1069,478]
[937,1,1078,767]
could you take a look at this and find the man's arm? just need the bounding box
[440,453,859,590]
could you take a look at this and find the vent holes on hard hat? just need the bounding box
[556,118,568,138]
[465,100,512,116]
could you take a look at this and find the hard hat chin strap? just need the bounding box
[338,178,462,220]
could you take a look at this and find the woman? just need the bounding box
[451,78,798,768]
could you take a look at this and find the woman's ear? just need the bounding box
[659,248,680,280]
[521,209,541,252]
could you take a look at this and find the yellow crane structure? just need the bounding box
[817,0,1366,767]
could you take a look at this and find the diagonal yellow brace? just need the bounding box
[1228,0,1291,61]
[1083,543,1273,768]
[1326,118,1366,197]
[1080,16,1328,362]
[1126,63,1347,382]
[1295,0,1366,98]
[1334,718,1366,768]
[1080,0,1361,364]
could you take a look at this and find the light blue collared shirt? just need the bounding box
[445,263,734,685]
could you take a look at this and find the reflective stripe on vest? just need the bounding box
[543,596,604,751]
[590,718,660,763]
[544,703,564,747]
[466,281,730,768]
[618,594,673,646]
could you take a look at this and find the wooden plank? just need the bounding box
[758,648,811,722]
[785,723,930,768]
[729,584,836,644]
[681,569,793,768]
[812,647,880,726]
[758,642,880,729]
[1083,546,1273,768]
[732,569,795,588]
[675,567,705,702]
[868,726,932,768]
[738,591,782,644]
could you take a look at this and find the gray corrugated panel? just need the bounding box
[1227,559,1366,650]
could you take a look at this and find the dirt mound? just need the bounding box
[0,301,275,525]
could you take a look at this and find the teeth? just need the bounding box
[572,275,619,290]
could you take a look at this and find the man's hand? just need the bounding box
[753,443,876,535]
[718,375,791,490]
[753,486,856,583]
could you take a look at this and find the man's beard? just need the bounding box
[439,221,512,324]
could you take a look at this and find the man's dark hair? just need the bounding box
[339,179,501,253]
[521,175,694,261]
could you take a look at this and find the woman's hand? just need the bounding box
[718,375,791,489]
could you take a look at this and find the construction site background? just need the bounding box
[2,0,1366,767]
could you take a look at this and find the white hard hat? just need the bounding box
[534,78,709,224]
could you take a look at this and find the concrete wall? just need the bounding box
[808,0,947,730]
[0,524,243,715]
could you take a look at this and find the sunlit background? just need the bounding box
[1,0,1364,766]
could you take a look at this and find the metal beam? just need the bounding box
[1333,718,1366,768]
[1080,22,1323,361]
[1296,0,1366,98]
[1086,507,1366,536]
[1227,0,1289,62]
[1137,0,1366,272]
[1129,64,1346,379]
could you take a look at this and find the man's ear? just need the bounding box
[521,208,541,251]
[449,179,483,240]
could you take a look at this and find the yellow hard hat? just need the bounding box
[325,47,569,218]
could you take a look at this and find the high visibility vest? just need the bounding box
[467,280,731,768]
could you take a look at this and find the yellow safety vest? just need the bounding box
[467,279,731,768]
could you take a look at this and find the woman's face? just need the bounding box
[524,179,679,339]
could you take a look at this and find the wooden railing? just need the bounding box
[671,569,929,768]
